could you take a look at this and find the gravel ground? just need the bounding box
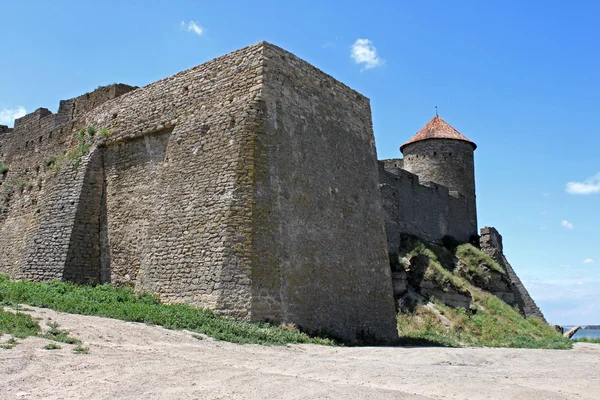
[1,306,598,399]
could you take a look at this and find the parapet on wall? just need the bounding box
[379,161,472,263]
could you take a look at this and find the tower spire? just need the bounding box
[435,106,438,117]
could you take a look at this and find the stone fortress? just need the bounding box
[0,42,543,342]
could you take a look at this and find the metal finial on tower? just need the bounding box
[435,106,438,117]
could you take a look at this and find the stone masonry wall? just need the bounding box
[401,139,477,236]
[0,84,136,280]
[379,163,471,265]
[19,148,101,282]
[79,43,266,317]
[256,44,398,342]
[101,129,171,286]
[480,226,546,321]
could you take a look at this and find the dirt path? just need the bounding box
[1,307,598,399]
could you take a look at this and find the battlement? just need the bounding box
[13,108,53,130]
[380,160,466,199]
[12,84,138,133]
[57,83,137,121]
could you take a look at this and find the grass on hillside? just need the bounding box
[397,239,573,350]
[0,275,333,346]
[397,290,572,349]
[404,240,470,295]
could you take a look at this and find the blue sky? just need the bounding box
[1,0,598,325]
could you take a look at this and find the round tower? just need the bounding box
[400,115,477,239]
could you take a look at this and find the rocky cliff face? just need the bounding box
[391,229,544,323]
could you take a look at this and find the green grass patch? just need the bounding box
[41,321,81,344]
[455,244,505,287]
[0,306,41,339]
[0,275,333,346]
[403,238,470,295]
[424,261,470,295]
[456,244,504,274]
[0,337,20,349]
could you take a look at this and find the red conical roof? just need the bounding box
[400,115,476,152]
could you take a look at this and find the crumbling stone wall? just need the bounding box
[480,226,546,321]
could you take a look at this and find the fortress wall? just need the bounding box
[19,148,101,281]
[256,44,398,342]
[379,164,472,260]
[0,112,76,278]
[80,42,265,317]
[0,84,141,280]
[100,130,172,287]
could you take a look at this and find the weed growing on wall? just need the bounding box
[98,128,112,138]
[0,160,8,175]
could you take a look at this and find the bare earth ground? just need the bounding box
[1,307,598,400]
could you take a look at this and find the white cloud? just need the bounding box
[540,226,547,230]
[0,106,26,127]
[583,258,595,264]
[181,21,204,36]
[350,38,385,71]
[566,173,600,195]
[561,220,574,229]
